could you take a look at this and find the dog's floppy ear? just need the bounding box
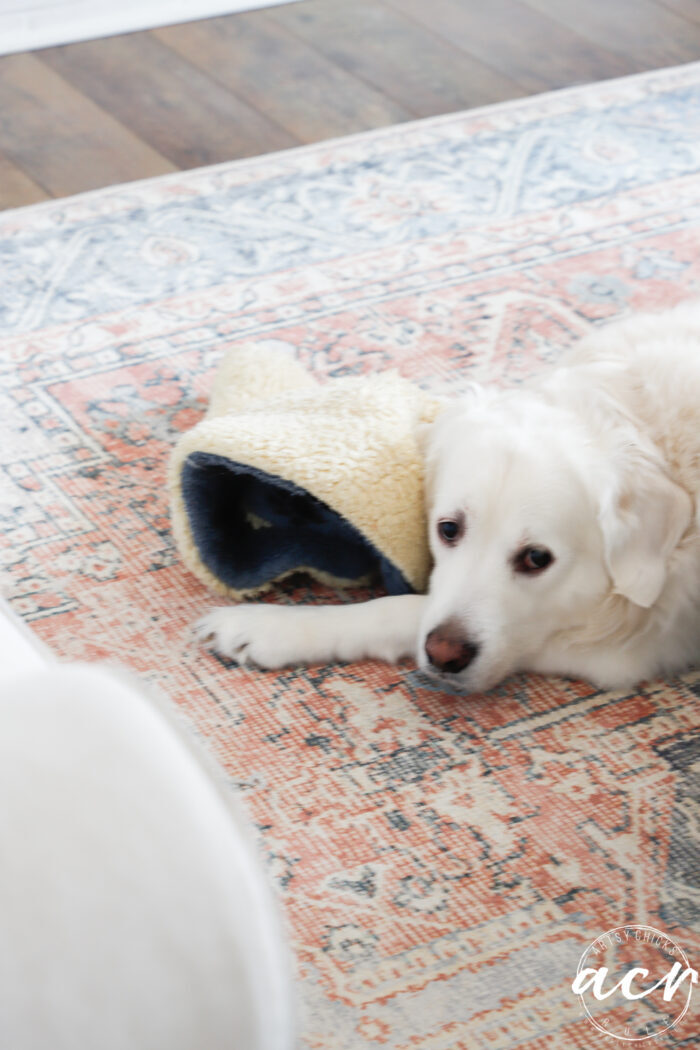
[598,452,692,608]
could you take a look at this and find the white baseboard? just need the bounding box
[0,1,300,56]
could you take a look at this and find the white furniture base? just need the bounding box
[0,658,294,1050]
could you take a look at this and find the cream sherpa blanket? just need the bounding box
[169,344,442,600]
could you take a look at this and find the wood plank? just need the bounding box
[0,53,175,197]
[155,10,412,144]
[41,32,298,168]
[1,0,691,210]
[270,0,526,116]
[0,153,49,209]
[654,0,700,26]
[387,0,637,91]
[522,0,700,66]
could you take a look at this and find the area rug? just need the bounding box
[2,64,700,1049]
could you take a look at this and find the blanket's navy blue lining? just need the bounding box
[181,452,413,595]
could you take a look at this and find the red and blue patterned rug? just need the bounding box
[1,65,699,1048]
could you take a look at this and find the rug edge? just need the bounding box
[2,59,700,226]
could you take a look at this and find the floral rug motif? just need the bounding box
[2,64,700,1049]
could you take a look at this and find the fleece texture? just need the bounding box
[169,344,442,599]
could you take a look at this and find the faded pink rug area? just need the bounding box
[2,65,700,1048]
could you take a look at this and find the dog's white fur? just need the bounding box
[199,302,700,693]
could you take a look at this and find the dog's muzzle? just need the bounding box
[424,620,479,674]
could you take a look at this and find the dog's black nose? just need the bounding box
[425,622,479,674]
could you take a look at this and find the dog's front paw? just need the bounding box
[196,606,289,669]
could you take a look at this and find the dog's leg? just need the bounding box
[196,594,426,669]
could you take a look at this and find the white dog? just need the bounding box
[198,302,700,693]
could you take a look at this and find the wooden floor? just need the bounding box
[2,0,700,210]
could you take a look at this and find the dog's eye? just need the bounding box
[514,546,553,574]
[437,516,464,545]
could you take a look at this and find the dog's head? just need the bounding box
[418,385,691,692]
